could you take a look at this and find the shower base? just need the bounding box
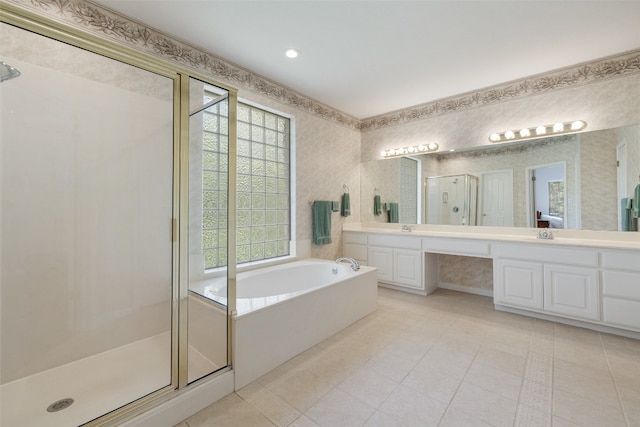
[0,332,217,427]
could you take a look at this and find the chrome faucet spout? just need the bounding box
[336,257,360,271]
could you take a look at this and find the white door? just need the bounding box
[480,170,514,226]
[616,141,627,231]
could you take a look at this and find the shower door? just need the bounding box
[0,23,176,426]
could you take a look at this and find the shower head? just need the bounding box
[0,61,21,83]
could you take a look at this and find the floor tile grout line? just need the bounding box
[436,344,481,427]
[513,320,535,427]
[600,333,632,427]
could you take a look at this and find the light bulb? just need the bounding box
[285,49,299,58]
[520,128,531,138]
[408,146,416,153]
[536,126,547,135]
[489,133,501,142]
[553,122,564,132]
[505,130,515,139]
[380,150,388,157]
[418,144,426,151]
[428,143,438,150]
[571,120,585,130]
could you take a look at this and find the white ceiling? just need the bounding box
[94,0,640,119]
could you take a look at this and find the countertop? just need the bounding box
[343,223,640,251]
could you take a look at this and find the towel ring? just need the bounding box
[343,184,350,193]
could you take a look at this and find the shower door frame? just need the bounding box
[0,4,237,426]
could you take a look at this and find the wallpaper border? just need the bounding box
[4,0,640,132]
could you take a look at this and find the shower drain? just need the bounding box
[47,398,74,412]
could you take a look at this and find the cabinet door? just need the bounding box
[494,259,543,310]
[393,249,423,290]
[544,265,599,320]
[368,246,394,283]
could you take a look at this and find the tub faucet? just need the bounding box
[401,224,412,232]
[336,257,360,271]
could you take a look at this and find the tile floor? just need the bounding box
[176,288,640,427]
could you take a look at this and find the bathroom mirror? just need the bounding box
[361,124,640,231]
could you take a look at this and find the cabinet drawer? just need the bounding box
[343,232,367,245]
[368,234,422,250]
[603,298,640,330]
[422,237,491,257]
[494,244,598,267]
[602,270,640,300]
[601,251,640,272]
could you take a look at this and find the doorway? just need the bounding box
[527,163,567,228]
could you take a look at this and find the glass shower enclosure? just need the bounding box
[425,174,479,226]
[0,17,232,426]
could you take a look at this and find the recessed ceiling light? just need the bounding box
[285,48,299,59]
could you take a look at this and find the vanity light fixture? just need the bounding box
[380,142,439,158]
[489,120,587,143]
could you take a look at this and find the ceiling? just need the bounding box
[94,1,640,119]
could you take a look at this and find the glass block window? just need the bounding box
[203,96,290,269]
[548,180,565,218]
[201,95,229,269]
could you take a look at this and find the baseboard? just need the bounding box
[119,370,234,427]
[438,282,493,298]
[495,304,640,340]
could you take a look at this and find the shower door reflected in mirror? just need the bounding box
[0,23,175,426]
[187,77,229,383]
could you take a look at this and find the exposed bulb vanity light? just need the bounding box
[571,120,586,130]
[489,120,587,143]
[380,142,439,158]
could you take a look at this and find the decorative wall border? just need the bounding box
[3,0,361,129]
[361,50,640,132]
[4,0,640,132]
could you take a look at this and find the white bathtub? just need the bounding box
[191,259,378,389]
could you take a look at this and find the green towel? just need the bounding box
[622,198,636,231]
[312,201,332,245]
[341,193,350,217]
[331,201,340,212]
[634,184,640,218]
[388,203,399,223]
[373,195,382,216]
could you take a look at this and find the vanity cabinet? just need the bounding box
[601,250,640,329]
[494,244,600,322]
[343,232,424,292]
[367,234,423,291]
[343,232,368,265]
